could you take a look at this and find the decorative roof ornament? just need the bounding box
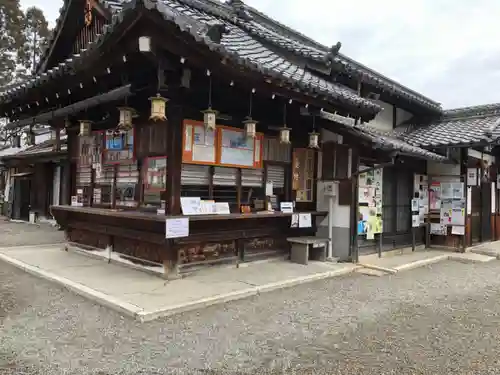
[323,41,342,66]
[227,0,253,21]
[204,23,229,44]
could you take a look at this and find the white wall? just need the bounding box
[365,100,414,132]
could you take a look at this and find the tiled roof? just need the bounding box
[397,103,500,147]
[1,0,381,117]
[0,138,67,160]
[319,111,449,162]
[230,1,442,112]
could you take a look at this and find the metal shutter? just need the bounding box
[241,168,263,187]
[266,165,285,189]
[181,164,210,185]
[213,167,238,186]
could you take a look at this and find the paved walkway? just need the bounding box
[0,243,357,321]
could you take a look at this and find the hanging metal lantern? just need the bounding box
[79,120,92,137]
[243,117,257,138]
[279,126,290,144]
[117,107,134,131]
[149,94,167,121]
[202,108,218,131]
[308,131,320,149]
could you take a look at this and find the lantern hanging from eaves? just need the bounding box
[279,101,291,144]
[149,94,167,121]
[244,117,257,139]
[79,120,92,137]
[202,108,218,132]
[117,107,135,131]
[279,126,290,144]
[201,70,218,132]
[308,115,320,149]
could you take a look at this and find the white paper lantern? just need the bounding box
[202,108,218,131]
[117,107,134,130]
[308,132,320,149]
[243,118,257,138]
[79,120,92,137]
[279,127,290,144]
[149,94,167,121]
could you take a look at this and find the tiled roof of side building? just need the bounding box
[1,0,381,116]
[395,103,500,147]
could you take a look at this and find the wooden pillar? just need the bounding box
[163,102,183,279]
[460,147,468,250]
[166,103,183,215]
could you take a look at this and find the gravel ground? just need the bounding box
[2,259,500,374]
[0,220,64,247]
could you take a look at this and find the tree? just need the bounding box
[16,6,50,80]
[0,0,24,87]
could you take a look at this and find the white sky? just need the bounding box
[21,0,500,109]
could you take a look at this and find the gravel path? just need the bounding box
[2,259,500,374]
[0,220,64,247]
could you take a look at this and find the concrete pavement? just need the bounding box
[0,243,359,322]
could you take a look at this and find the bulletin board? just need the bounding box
[217,126,263,169]
[181,120,263,169]
[182,120,217,165]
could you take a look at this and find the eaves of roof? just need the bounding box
[1,0,382,117]
[319,110,449,162]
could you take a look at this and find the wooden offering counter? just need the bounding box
[52,205,326,276]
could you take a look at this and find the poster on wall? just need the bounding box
[467,168,478,186]
[358,168,383,240]
[430,223,447,235]
[492,182,497,213]
[358,206,382,240]
[429,182,441,210]
[220,128,255,167]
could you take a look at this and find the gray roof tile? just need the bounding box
[1,0,381,116]
[395,103,500,147]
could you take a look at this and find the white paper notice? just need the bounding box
[412,215,420,228]
[290,213,299,228]
[411,198,419,212]
[265,182,273,197]
[180,197,202,215]
[451,226,465,236]
[215,202,231,215]
[166,218,189,239]
[430,223,447,236]
[280,202,294,213]
[298,213,312,228]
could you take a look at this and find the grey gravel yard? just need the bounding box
[2,259,500,374]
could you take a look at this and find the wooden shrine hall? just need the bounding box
[0,0,444,277]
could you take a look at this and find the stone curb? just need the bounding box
[0,243,64,251]
[0,251,359,323]
[470,248,500,260]
[394,255,449,271]
[448,253,496,264]
[358,263,397,274]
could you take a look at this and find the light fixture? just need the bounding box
[117,107,134,130]
[149,94,167,121]
[308,115,320,149]
[79,120,92,137]
[201,72,218,131]
[244,118,257,138]
[279,102,291,144]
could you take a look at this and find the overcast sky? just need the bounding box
[21,0,500,109]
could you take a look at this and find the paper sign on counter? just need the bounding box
[298,213,312,228]
[180,197,201,215]
[280,202,294,213]
[166,217,189,238]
